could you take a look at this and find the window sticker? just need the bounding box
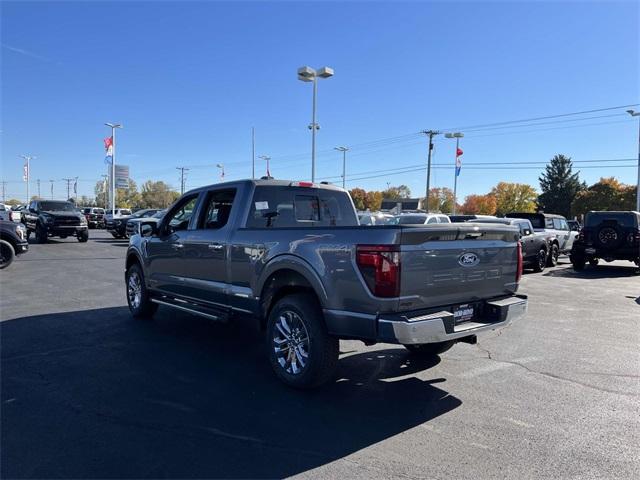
[255,201,269,210]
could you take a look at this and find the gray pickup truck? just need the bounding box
[125,179,527,388]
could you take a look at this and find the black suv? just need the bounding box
[23,200,89,243]
[570,211,640,270]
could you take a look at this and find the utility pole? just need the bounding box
[1,181,6,203]
[334,146,349,189]
[20,154,35,203]
[63,178,74,200]
[627,110,640,211]
[101,175,108,208]
[176,167,189,195]
[252,127,256,179]
[50,180,54,199]
[37,179,41,198]
[421,130,440,212]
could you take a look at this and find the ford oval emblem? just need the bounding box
[458,252,480,267]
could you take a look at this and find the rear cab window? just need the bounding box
[247,186,356,228]
[585,212,639,228]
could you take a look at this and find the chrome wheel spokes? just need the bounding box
[273,310,310,375]
[127,272,142,309]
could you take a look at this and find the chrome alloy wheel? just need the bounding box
[273,310,310,375]
[127,271,143,309]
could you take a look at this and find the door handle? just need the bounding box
[172,243,184,250]
[208,243,224,250]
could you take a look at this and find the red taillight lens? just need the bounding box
[356,245,401,297]
[516,241,523,283]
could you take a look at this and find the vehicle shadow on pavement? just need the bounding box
[543,264,640,279]
[1,307,461,479]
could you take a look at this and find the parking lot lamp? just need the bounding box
[298,66,334,182]
[627,110,640,211]
[104,123,122,216]
[444,132,464,214]
[216,163,225,182]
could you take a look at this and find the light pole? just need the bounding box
[297,66,334,183]
[20,155,34,203]
[101,175,108,207]
[334,146,349,189]
[216,163,225,182]
[104,122,122,216]
[421,130,440,212]
[50,180,54,200]
[259,155,271,178]
[445,132,464,214]
[627,110,640,211]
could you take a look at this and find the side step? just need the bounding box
[151,297,229,322]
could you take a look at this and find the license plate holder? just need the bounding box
[453,303,475,324]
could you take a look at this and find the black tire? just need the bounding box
[588,258,599,267]
[125,263,158,318]
[571,255,586,271]
[26,230,31,241]
[35,224,48,244]
[547,243,559,267]
[266,293,339,389]
[0,239,15,269]
[532,249,547,273]
[404,341,454,357]
[111,233,120,239]
[77,230,89,243]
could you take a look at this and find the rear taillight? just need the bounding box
[356,245,401,297]
[577,228,584,242]
[628,229,640,245]
[516,241,523,283]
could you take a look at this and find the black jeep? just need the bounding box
[570,211,640,270]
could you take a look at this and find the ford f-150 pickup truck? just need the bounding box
[125,179,527,388]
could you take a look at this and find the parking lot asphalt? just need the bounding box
[1,230,639,479]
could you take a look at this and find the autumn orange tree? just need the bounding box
[461,194,497,215]
[490,182,538,216]
[571,177,637,217]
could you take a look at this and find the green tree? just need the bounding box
[139,181,180,208]
[571,177,637,217]
[115,179,140,208]
[538,154,585,217]
[94,180,109,208]
[364,190,383,211]
[349,187,367,211]
[424,187,454,213]
[4,199,22,207]
[490,182,538,216]
[382,184,411,200]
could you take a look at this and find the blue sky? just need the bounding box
[1,0,639,202]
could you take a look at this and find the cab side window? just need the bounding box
[198,189,236,229]
[427,216,438,224]
[165,195,199,233]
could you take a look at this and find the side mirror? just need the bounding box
[523,229,532,236]
[141,223,156,237]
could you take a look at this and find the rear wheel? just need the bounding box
[588,258,599,267]
[35,225,48,244]
[405,341,454,357]
[266,293,339,389]
[0,240,15,269]
[547,244,559,267]
[532,249,547,272]
[126,263,158,318]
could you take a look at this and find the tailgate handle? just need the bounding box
[464,232,484,238]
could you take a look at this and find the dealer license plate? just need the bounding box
[454,304,475,324]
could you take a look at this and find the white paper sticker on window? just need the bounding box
[255,201,269,210]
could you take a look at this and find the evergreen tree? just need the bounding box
[538,154,584,218]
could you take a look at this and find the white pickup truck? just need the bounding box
[0,204,21,223]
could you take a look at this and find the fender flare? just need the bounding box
[256,254,329,309]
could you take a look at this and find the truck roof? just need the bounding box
[184,178,345,196]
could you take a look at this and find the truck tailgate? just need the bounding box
[398,223,520,311]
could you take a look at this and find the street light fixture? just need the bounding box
[444,132,464,214]
[627,110,640,212]
[297,65,334,182]
[258,155,271,178]
[334,146,349,189]
[216,163,225,182]
[104,122,122,216]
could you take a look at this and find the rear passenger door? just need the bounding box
[553,218,571,251]
[179,188,237,307]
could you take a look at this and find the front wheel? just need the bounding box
[547,244,559,267]
[532,249,547,273]
[77,230,89,242]
[35,225,48,244]
[0,240,15,269]
[126,263,158,318]
[404,341,454,357]
[266,293,339,389]
[588,258,599,267]
[571,255,586,271]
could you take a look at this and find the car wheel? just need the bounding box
[404,341,454,357]
[77,230,89,242]
[35,225,48,244]
[588,258,599,267]
[571,255,586,271]
[266,293,339,389]
[0,240,15,269]
[126,263,158,318]
[111,233,119,239]
[26,230,31,241]
[547,244,559,267]
[532,249,547,272]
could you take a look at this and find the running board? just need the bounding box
[151,298,228,322]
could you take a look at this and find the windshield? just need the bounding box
[152,210,166,218]
[40,201,77,212]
